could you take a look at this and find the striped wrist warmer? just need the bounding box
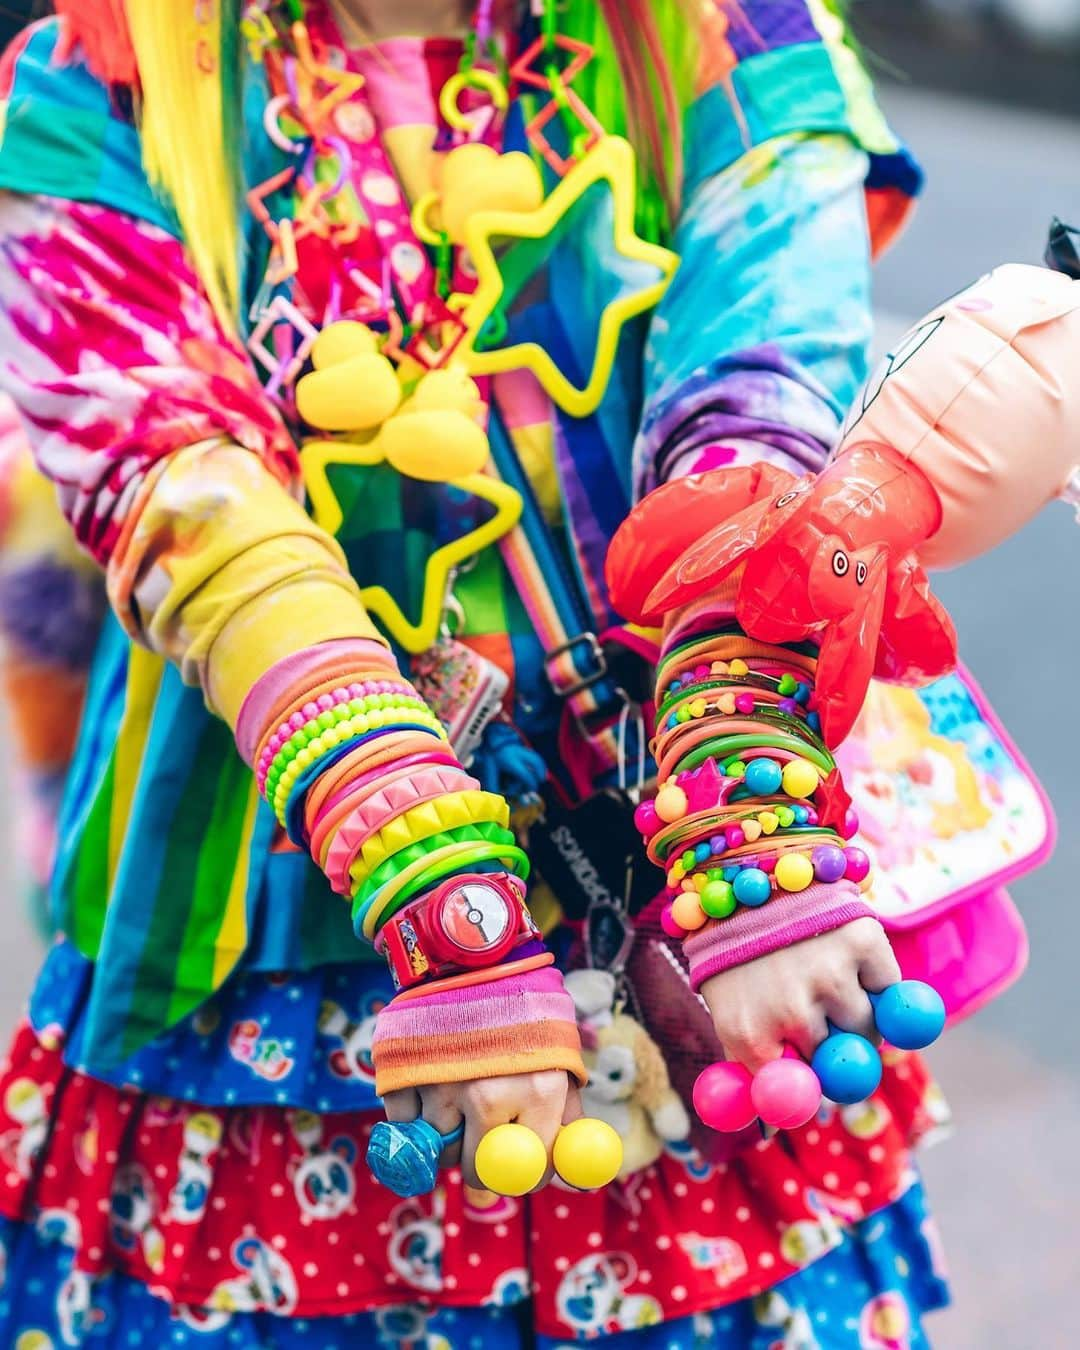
[371,965,587,1096]
[683,881,875,991]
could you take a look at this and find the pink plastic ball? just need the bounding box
[692,1062,756,1132]
[726,825,745,849]
[843,846,871,884]
[659,904,686,939]
[633,800,661,839]
[842,808,860,841]
[750,1058,821,1130]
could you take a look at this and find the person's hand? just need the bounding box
[699,918,901,1072]
[383,1070,583,1191]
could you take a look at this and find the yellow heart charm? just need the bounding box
[758,812,779,835]
[729,659,749,676]
[296,352,401,431]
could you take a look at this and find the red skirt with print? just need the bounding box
[0,1019,945,1339]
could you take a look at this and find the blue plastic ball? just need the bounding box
[744,758,783,796]
[811,1032,882,1105]
[694,843,712,864]
[871,981,946,1051]
[732,867,772,907]
[367,1118,442,1197]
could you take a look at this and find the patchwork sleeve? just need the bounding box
[0,193,386,726]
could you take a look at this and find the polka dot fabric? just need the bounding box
[0,1021,947,1340]
[0,1184,948,1346]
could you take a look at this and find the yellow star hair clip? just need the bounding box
[299,324,522,653]
[451,135,679,418]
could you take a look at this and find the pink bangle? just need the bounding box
[322,766,483,896]
[310,759,475,867]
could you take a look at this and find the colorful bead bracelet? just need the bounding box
[262,693,437,798]
[269,709,447,822]
[661,843,871,937]
[348,789,511,884]
[256,679,417,782]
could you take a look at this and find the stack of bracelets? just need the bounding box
[249,653,533,966]
[632,628,869,938]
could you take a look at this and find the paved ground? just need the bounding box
[0,80,1077,1350]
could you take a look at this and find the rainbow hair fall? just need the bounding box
[54,0,244,323]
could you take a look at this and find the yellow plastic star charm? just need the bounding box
[452,136,679,418]
[301,438,523,653]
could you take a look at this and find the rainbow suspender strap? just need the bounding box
[486,414,645,792]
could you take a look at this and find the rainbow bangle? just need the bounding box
[351,821,515,926]
[359,840,532,941]
[263,695,438,798]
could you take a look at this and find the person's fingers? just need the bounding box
[382,1088,421,1123]
[822,981,878,1045]
[722,1025,786,1075]
[781,1000,831,1064]
[460,1082,517,1189]
[418,1084,466,1166]
[857,934,903,996]
[513,1071,569,1190]
[561,1081,584,1126]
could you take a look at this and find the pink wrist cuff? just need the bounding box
[683,881,875,990]
[235,638,396,765]
[371,965,587,1095]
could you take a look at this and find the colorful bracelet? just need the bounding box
[387,952,555,1003]
[278,724,447,839]
[265,698,441,800]
[350,820,517,920]
[252,663,402,766]
[256,681,418,785]
[270,713,447,823]
[314,764,479,875]
[348,789,511,884]
[360,840,533,941]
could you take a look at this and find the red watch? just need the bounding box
[380,872,538,991]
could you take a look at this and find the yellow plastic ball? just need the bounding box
[407,368,483,417]
[775,852,815,892]
[553,1117,624,1190]
[380,410,490,481]
[671,891,707,930]
[474,1123,548,1197]
[311,321,378,370]
[441,147,544,243]
[654,784,688,823]
[296,353,401,431]
[782,758,820,800]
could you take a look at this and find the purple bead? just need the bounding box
[709,835,725,854]
[779,698,798,715]
[811,844,847,884]
[842,808,860,841]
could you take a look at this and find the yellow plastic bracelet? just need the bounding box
[360,838,523,941]
[349,789,510,883]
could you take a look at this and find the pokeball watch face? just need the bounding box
[435,881,514,963]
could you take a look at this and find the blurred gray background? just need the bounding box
[0,3,1077,1346]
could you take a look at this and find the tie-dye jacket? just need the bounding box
[0,3,920,1060]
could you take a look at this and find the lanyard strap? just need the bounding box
[487,415,626,764]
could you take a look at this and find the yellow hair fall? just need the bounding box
[123,0,242,325]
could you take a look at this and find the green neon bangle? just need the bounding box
[673,731,834,777]
[362,842,531,940]
[351,821,515,921]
